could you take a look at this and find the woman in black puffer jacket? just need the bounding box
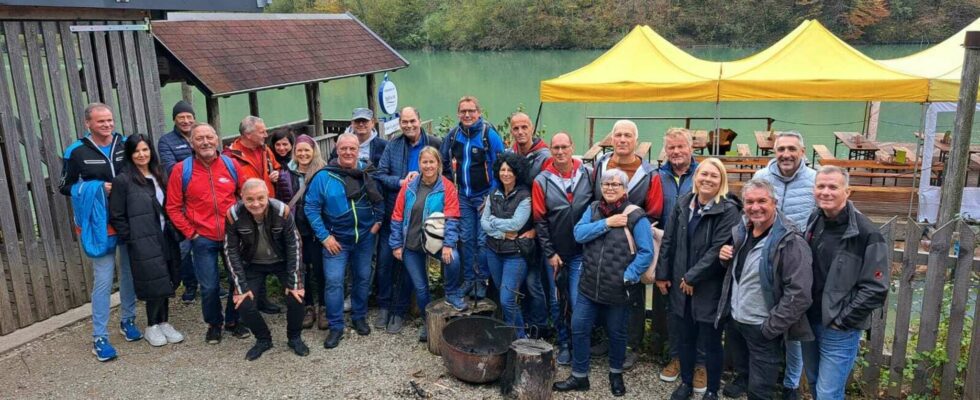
[109,134,184,347]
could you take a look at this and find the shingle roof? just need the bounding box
[152,13,408,96]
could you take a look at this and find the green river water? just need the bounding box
[161,45,979,154]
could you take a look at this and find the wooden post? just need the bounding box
[366,73,378,117]
[499,339,555,399]
[181,82,193,105]
[306,83,323,137]
[937,31,980,226]
[587,117,595,147]
[206,96,221,135]
[248,91,259,117]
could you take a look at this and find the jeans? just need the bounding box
[238,263,305,341]
[178,239,197,289]
[376,222,410,315]
[732,321,785,400]
[486,251,527,338]
[570,295,629,376]
[322,234,374,331]
[801,323,863,400]
[676,303,724,392]
[785,340,803,389]
[191,237,238,327]
[402,248,463,317]
[522,258,548,332]
[91,245,136,339]
[458,193,490,285]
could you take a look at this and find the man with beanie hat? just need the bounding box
[158,100,200,303]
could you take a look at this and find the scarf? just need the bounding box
[325,160,383,203]
[598,194,628,217]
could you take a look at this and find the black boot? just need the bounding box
[323,329,343,349]
[671,382,695,400]
[287,337,309,356]
[609,372,626,396]
[245,339,273,361]
[553,375,590,392]
[722,375,747,398]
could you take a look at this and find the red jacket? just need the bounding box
[166,155,244,241]
[223,137,280,197]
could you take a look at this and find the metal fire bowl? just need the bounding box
[440,315,516,384]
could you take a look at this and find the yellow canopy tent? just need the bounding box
[539,25,720,102]
[878,18,980,102]
[718,20,929,102]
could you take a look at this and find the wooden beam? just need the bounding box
[248,92,259,117]
[0,6,147,21]
[121,28,148,136]
[366,74,378,117]
[136,29,166,139]
[937,31,980,226]
[181,82,194,105]
[306,83,323,137]
[206,97,221,135]
[106,25,135,135]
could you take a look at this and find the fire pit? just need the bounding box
[440,315,516,383]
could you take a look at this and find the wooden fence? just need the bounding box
[0,19,164,335]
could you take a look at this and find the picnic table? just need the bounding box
[754,131,775,156]
[834,132,880,160]
[583,132,653,162]
[932,140,980,163]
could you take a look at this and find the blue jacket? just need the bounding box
[303,161,383,244]
[59,133,127,196]
[752,159,816,231]
[440,118,506,197]
[376,130,443,211]
[72,180,116,257]
[389,175,460,250]
[656,158,699,228]
[157,127,194,177]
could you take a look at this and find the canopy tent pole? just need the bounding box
[909,102,927,218]
[713,100,721,155]
[533,102,543,135]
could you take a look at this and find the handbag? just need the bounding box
[621,205,664,284]
[422,212,446,258]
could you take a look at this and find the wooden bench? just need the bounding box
[582,140,654,163]
[817,158,942,186]
[737,144,752,157]
[697,156,771,180]
[812,144,835,163]
[582,144,604,162]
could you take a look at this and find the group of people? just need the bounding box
[61,96,888,400]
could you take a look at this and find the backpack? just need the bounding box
[181,155,239,197]
[444,123,491,184]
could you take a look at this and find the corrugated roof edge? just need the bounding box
[162,12,352,21]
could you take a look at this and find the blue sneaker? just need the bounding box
[181,286,198,303]
[473,279,488,301]
[92,337,117,362]
[119,319,143,342]
[444,296,468,312]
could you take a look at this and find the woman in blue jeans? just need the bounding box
[389,147,465,342]
[481,152,533,338]
[553,168,654,397]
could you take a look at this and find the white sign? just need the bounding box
[383,117,400,136]
[379,79,398,115]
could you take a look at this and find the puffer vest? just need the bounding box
[580,201,646,305]
[485,186,532,255]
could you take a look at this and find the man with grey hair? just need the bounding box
[749,130,814,399]
[224,115,283,314]
[801,166,888,400]
[714,179,813,400]
[225,178,307,360]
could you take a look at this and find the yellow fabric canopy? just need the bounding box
[718,20,929,102]
[539,25,720,102]
[878,18,980,102]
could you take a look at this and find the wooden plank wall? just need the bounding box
[0,20,163,335]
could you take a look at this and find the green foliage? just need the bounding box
[266,0,980,49]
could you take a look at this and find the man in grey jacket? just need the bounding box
[802,166,889,400]
[717,179,813,400]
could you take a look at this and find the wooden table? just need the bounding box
[754,131,775,156]
[834,132,880,160]
[932,140,980,163]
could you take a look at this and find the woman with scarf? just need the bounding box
[269,128,298,203]
[283,134,328,329]
[480,152,533,339]
[554,168,654,397]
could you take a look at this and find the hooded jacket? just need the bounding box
[593,152,662,218]
[804,201,890,331]
[59,132,127,196]
[223,198,302,295]
[165,155,244,242]
[753,159,816,230]
[532,158,594,259]
[440,118,506,197]
[223,137,281,197]
[511,138,551,179]
[717,212,814,341]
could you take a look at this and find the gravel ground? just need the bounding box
[0,298,679,399]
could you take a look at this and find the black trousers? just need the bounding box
[732,321,785,400]
[145,297,169,326]
[676,303,724,392]
[626,284,645,349]
[301,234,325,307]
[239,263,305,341]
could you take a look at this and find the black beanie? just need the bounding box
[172,100,195,119]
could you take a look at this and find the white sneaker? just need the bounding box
[145,325,167,347]
[158,322,185,344]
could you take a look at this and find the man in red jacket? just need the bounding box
[166,123,250,344]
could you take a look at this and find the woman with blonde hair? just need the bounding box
[656,157,741,400]
[288,134,328,329]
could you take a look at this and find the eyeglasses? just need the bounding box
[551,145,571,151]
[457,109,479,115]
[601,182,624,189]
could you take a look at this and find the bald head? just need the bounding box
[399,106,422,143]
[550,132,574,169]
[510,112,534,151]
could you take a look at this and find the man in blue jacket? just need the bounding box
[374,107,442,333]
[305,133,384,349]
[157,100,199,303]
[439,96,505,302]
[59,103,141,361]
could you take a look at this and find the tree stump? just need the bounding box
[425,298,497,356]
[499,339,555,400]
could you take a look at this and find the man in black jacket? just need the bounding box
[717,179,813,400]
[802,166,889,400]
[226,179,307,360]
